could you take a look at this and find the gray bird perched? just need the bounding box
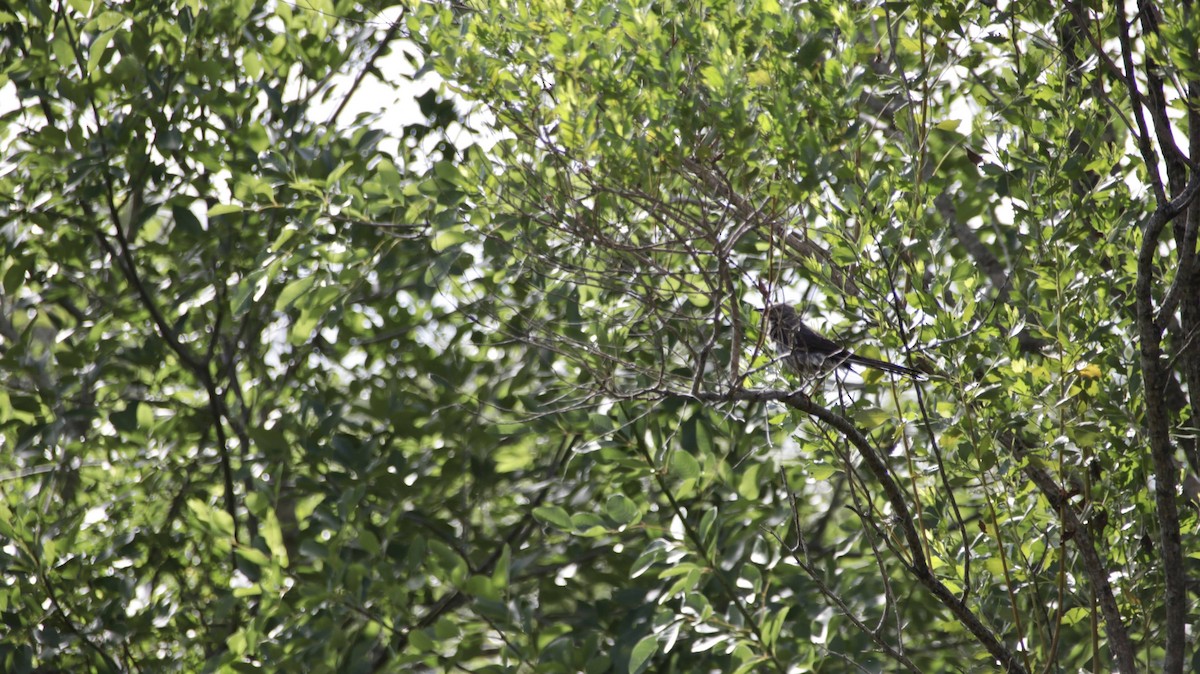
[763,303,924,379]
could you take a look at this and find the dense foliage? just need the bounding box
[2,1,1198,672]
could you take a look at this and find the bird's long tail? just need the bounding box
[846,353,925,379]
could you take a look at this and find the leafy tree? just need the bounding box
[1,0,1198,673]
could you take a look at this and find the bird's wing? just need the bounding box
[795,323,847,355]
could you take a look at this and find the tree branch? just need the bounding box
[1134,204,1187,674]
[686,388,1029,674]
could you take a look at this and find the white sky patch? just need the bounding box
[0,81,18,136]
[83,505,109,527]
[298,7,441,157]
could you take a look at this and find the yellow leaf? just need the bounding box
[747,69,772,87]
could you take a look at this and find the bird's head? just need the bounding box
[763,303,796,325]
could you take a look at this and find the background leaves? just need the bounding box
[2,1,1199,673]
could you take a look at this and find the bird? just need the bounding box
[763,303,924,379]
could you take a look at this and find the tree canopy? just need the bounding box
[1,0,1199,672]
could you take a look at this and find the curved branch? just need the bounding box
[1007,441,1138,673]
[1135,205,1187,674]
[1116,5,1166,204]
[686,388,1029,674]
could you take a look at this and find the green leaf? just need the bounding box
[763,606,790,647]
[93,10,124,30]
[235,546,270,567]
[492,544,510,586]
[433,160,461,183]
[244,492,268,518]
[262,510,288,567]
[570,512,608,534]
[3,262,25,294]
[171,204,204,236]
[731,657,767,674]
[226,630,249,655]
[669,451,700,481]
[408,629,435,653]
[493,443,534,472]
[697,507,717,545]
[628,635,658,674]
[294,494,325,526]
[736,463,761,500]
[431,228,470,251]
[357,529,380,555]
[275,275,318,312]
[630,542,667,578]
[87,29,115,75]
[605,493,640,525]
[1061,607,1091,626]
[433,617,460,641]
[289,285,340,344]
[232,584,262,598]
[207,203,243,216]
[658,562,700,579]
[532,505,572,530]
[852,406,892,428]
[701,65,725,90]
[246,122,270,153]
